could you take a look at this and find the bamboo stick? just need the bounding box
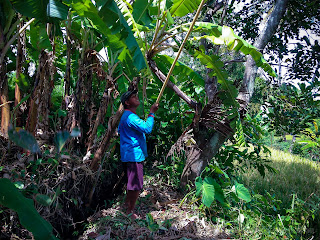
[156,0,207,104]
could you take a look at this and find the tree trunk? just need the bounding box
[26,50,49,135]
[0,25,10,137]
[0,64,10,137]
[87,75,115,151]
[90,104,124,171]
[179,0,289,186]
[289,135,296,153]
[65,48,92,148]
[62,12,72,113]
[26,24,56,137]
[15,16,25,127]
[238,0,289,104]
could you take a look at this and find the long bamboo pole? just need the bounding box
[156,0,207,104]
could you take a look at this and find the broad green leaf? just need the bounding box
[14,181,24,189]
[154,54,204,87]
[301,141,319,150]
[57,109,67,118]
[166,10,174,25]
[0,0,12,29]
[11,0,48,21]
[195,176,203,197]
[233,118,245,147]
[132,0,152,26]
[193,49,238,107]
[170,0,204,17]
[77,0,146,71]
[212,181,225,204]
[191,22,222,37]
[146,213,159,232]
[202,177,216,207]
[47,0,69,19]
[30,22,52,51]
[235,182,251,202]
[11,0,68,21]
[99,0,146,70]
[115,0,150,74]
[8,127,41,153]
[0,178,57,240]
[195,177,216,207]
[192,24,277,78]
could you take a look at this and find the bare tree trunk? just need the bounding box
[238,0,289,104]
[289,135,296,153]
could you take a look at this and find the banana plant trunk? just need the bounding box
[0,63,10,137]
[87,75,115,152]
[0,25,10,137]
[27,50,50,135]
[15,16,25,127]
[27,24,56,137]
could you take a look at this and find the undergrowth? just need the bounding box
[238,147,320,239]
[157,145,320,239]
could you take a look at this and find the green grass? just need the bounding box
[241,147,320,208]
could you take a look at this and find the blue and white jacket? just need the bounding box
[118,110,155,162]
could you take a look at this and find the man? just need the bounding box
[118,90,159,219]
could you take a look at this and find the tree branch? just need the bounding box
[147,58,198,110]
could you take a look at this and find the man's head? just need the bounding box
[120,90,139,109]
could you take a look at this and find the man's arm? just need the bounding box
[128,103,159,134]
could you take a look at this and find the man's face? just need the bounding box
[126,93,140,108]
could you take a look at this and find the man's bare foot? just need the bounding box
[126,212,139,220]
[130,213,139,220]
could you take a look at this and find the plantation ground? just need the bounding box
[1,138,319,239]
[79,178,231,240]
[78,148,320,240]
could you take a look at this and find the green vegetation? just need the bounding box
[0,0,319,239]
[239,148,320,239]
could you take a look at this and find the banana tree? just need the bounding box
[7,0,69,138]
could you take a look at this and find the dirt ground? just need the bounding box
[79,181,233,240]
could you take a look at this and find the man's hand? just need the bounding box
[150,103,159,113]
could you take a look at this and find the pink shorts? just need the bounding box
[123,162,143,191]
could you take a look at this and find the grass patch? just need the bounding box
[241,147,320,207]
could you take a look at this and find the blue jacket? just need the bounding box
[118,110,155,162]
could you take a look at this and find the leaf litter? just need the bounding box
[80,179,232,240]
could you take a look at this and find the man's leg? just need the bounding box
[125,190,140,217]
[125,162,143,219]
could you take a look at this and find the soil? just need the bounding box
[79,180,232,240]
